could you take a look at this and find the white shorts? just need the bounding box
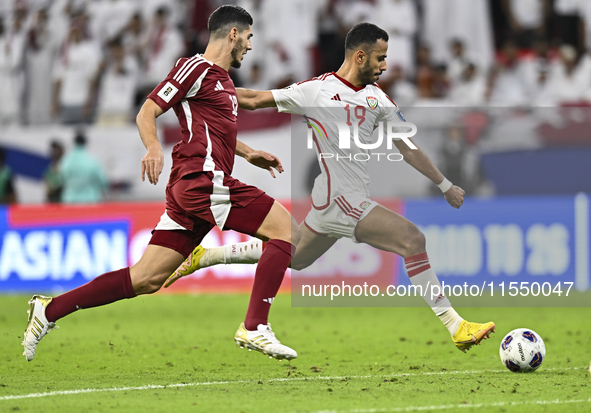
[304,194,380,242]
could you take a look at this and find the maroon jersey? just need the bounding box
[148,54,239,187]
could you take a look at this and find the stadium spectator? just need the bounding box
[522,36,560,93]
[59,132,108,203]
[24,8,58,125]
[260,0,325,88]
[139,6,184,97]
[52,18,101,124]
[541,45,587,105]
[187,0,215,55]
[529,67,555,106]
[376,0,417,76]
[236,0,266,88]
[121,12,145,62]
[386,65,417,107]
[93,37,139,126]
[422,0,494,74]
[447,39,470,85]
[44,140,64,203]
[449,63,487,106]
[503,0,550,48]
[0,147,17,204]
[89,0,138,45]
[0,11,26,125]
[317,0,344,74]
[488,41,530,106]
[415,44,435,98]
[431,64,450,99]
[336,0,378,30]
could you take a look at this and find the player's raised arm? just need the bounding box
[236,88,277,110]
[235,140,284,178]
[393,138,465,209]
[136,98,165,185]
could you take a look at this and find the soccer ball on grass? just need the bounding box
[499,328,545,373]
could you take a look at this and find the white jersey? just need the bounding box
[271,72,406,210]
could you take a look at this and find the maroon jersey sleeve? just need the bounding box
[148,55,213,112]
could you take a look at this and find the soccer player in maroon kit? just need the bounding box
[22,5,300,361]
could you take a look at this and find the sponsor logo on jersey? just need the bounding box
[366,96,378,110]
[331,94,342,101]
[214,80,224,91]
[157,82,178,103]
[359,201,371,210]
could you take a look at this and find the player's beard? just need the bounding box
[359,60,378,86]
[230,38,245,69]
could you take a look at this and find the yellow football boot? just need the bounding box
[164,245,207,288]
[452,320,495,352]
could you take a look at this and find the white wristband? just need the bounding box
[437,178,453,193]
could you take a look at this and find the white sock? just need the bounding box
[405,253,464,335]
[199,239,263,267]
[439,308,463,336]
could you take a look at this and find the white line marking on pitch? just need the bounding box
[305,397,591,413]
[0,367,584,402]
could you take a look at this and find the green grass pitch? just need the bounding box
[1,293,590,412]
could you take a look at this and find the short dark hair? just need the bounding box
[208,5,253,40]
[74,133,87,146]
[345,23,389,53]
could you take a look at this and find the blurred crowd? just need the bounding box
[3,0,591,127]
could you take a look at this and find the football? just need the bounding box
[499,328,546,373]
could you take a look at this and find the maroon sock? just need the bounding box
[45,267,136,322]
[244,240,294,330]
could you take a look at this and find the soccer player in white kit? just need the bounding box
[166,23,495,353]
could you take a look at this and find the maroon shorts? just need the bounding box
[149,171,274,257]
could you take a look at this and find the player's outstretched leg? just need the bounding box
[355,206,495,352]
[404,253,495,352]
[21,268,136,361]
[22,295,58,361]
[165,239,263,288]
[22,245,184,361]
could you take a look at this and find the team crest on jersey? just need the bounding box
[366,96,378,110]
[359,201,371,210]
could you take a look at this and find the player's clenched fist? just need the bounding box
[141,145,164,185]
[444,185,465,209]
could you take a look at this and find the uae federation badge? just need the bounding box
[366,96,378,110]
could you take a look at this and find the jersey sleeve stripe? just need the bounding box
[178,60,209,84]
[185,68,210,98]
[174,56,205,82]
[173,56,201,81]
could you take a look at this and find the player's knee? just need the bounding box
[130,268,166,295]
[133,277,161,295]
[402,224,426,257]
